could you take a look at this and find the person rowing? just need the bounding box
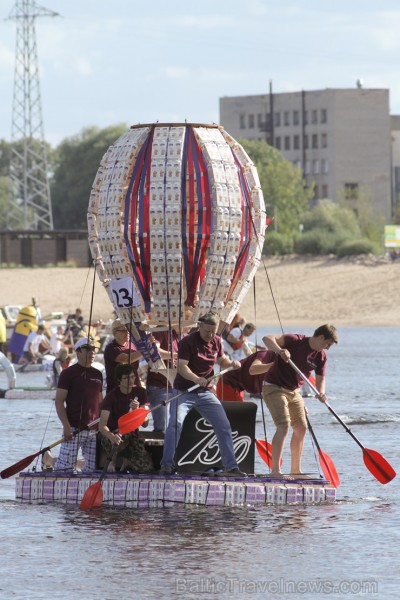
[160,312,247,477]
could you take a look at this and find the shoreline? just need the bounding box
[1,255,399,328]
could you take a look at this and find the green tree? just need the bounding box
[51,124,127,229]
[301,199,361,237]
[240,139,313,236]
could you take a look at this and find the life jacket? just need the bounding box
[230,334,245,351]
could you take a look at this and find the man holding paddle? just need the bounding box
[52,337,103,472]
[262,324,338,477]
[160,312,246,476]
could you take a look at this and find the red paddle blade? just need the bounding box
[255,439,283,469]
[255,439,273,469]
[318,449,340,488]
[118,407,149,434]
[80,481,103,510]
[1,452,40,479]
[363,448,396,484]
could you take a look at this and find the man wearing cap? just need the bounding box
[52,337,103,472]
[160,312,246,477]
[104,319,142,393]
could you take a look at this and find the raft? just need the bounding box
[15,471,336,507]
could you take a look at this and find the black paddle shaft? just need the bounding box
[306,415,322,452]
[325,403,364,451]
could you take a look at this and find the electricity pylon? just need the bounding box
[6,0,58,230]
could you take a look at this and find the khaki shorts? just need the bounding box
[262,384,306,427]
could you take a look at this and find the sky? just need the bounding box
[2,0,400,147]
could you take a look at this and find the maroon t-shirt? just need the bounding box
[147,330,179,389]
[222,350,275,394]
[173,330,223,390]
[57,362,103,428]
[100,386,147,432]
[264,334,327,390]
[104,338,139,393]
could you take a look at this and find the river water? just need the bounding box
[0,326,399,600]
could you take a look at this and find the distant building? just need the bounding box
[0,230,90,267]
[220,88,399,220]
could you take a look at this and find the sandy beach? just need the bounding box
[0,255,398,328]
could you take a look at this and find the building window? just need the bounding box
[275,136,281,149]
[312,134,318,149]
[321,159,329,174]
[284,136,291,150]
[321,133,328,148]
[248,114,255,129]
[294,160,302,169]
[257,113,263,127]
[284,111,290,126]
[293,110,299,125]
[313,160,319,174]
[312,109,318,124]
[294,135,300,150]
[321,109,327,123]
[304,160,310,175]
[303,110,308,125]
[314,185,319,199]
[345,183,359,200]
[303,134,309,149]
[239,114,246,129]
[322,184,328,197]
[274,112,281,127]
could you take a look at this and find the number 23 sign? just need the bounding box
[110,278,141,309]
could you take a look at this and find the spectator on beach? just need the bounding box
[51,347,71,388]
[216,349,275,402]
[65,308,85,342]
[18,324,50,365]
[98,364,153,473]
[262,324,338,477]
[160,312,245,476]
[223,322,256,361]
[103,319,142,393]
[44,337,103,472]
[50,325,69,355]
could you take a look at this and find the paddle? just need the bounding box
[0,418,100,479]
[79,446,118,510]
[118,367,235,434]
[306,415,340,488]
[255,439,274,469]
[288,359,396,485]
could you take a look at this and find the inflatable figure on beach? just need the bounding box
[8,302,40,360]
[87,122,267,368]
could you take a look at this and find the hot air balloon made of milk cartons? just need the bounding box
[88,122,267,367]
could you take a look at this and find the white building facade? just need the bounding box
[220,88,397,220]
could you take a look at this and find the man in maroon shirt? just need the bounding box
[216,349,275,401]
[160,312,246,476]
[262,324,338,476]
[104,319,142,393]
[53,336,103,472]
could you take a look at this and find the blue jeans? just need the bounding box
[146,385,170,432]
[161,388,238,470]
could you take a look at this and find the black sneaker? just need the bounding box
[221,467,248,477]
